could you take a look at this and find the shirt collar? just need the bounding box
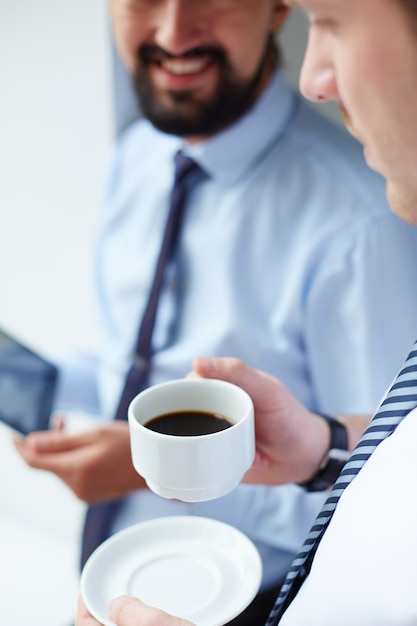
[183,69,296,185]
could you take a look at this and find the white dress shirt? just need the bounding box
[281,406,417,625]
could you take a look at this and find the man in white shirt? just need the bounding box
[74,0,417,624]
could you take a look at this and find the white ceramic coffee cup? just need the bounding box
[128,378,255,502]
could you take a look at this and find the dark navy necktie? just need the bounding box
[266,339,417,625]
[80,152,206,569]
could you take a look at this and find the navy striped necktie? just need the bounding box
[266,339,417,625]
[80,151,206,569]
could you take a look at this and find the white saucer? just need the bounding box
[81,515,262,626]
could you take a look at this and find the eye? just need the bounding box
[308,14,337,30]
[299,10,335,34]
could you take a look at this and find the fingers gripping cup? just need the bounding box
[128,378,255,502]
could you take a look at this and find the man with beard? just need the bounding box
[16,1,417,625]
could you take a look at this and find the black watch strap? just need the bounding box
[300,413,350,492]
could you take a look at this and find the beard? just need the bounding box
[131,40,275,137]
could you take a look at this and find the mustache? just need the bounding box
[139,43,228,66]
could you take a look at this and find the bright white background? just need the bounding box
[0,1,111,625]
[0,5,341,625]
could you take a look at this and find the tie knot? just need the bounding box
[174,150,206,188]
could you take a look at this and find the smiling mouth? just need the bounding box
[140,44,224,80]
[160,57,212,75]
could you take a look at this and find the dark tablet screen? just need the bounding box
[0,328,58,434]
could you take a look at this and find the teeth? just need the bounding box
[161,58,208,75]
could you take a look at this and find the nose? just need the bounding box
[299,31,338,103]
[154,0,206,55]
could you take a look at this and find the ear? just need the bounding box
[270,0,291,31]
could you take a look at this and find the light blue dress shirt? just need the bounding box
[56,70,417,589]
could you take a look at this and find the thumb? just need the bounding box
[192,356,248,383]
[192,356,276,400]
[22,429,87,453]
[109,595,194,626]
[109,596,144,625]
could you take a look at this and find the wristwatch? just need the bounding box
[300,414,350,492]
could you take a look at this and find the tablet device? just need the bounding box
[0,327,58,435]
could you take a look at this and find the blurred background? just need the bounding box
[0,3,342,624]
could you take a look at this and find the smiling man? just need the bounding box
[110,0,284,138]
[16,2,417,625]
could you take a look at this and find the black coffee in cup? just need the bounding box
[144,410,234,436]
